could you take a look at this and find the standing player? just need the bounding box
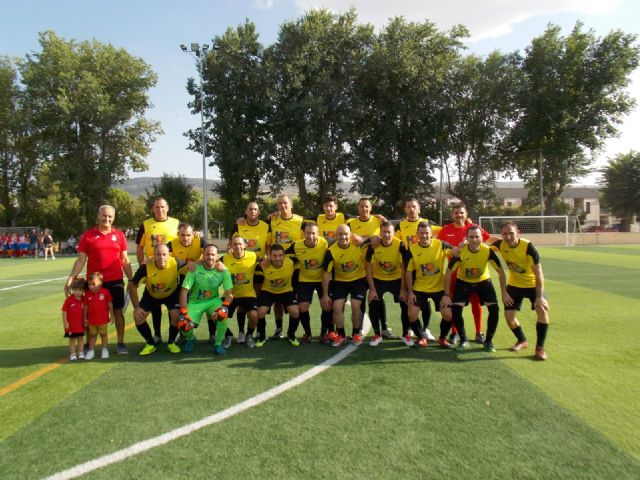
[321,224,367,347]
[179,244,234,355]
[365,221,407,346]
[83,272,114,360]
[222,235,260,349]
[405,222,454,348]
[128,244,183,355]
[286,221,330,343]
[65,205,133,355]
[491,221,550,360]
[444,225,508,352]
[229,201,269,342]
[135,197,180,344]
[254,244,301,347]
[437,203,493,344]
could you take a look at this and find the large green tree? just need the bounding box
[20,31,161,229]
[350,18,467,217]
[507,22,639,214]
[142,173,199,226]
[187,20,270,222]
[267,9,374,215]
[599,151,640,231]
[441,51,521,219]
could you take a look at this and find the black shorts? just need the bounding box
[505,286,541,311]
[139,288,180,312]
[330,278,367,302]
[452,279,497,306]
[371,278,401,303]
[64,332,85,338]
[296,281,324,304]
[413,290,446,312]
[228,297,258,317]
[103,279,125,310]
[257,290,298,308]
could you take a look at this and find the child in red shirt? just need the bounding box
[61,278,87,361]
[84,272,114,360]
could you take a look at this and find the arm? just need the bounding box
[532,263,549,311]
[321,270,332,311]
[121,251,133,281]
[62,311,69,331]
[136,245,145,265]
[64,252,88,295]
[108,301,115,324]
[404,268,416,307]
[127,280,146,324]
[83,304,88,327]
[497,267,513,307]
[366,262,378,303]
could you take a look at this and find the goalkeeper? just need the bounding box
[179,244,234,355]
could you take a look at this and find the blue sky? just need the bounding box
[2,0,639,185]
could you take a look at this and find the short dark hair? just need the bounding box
[404,197,419,206]
[71,278,87,290]
[323,195,338,205]
[380,220,393,229]
[417,221,431,230]
[270,244,285,253]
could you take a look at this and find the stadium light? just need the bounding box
[180,42,218,241]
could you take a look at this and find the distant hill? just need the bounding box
[112,177,220,198]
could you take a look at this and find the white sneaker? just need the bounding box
[101,348,109,359]
[401,335,414,347]
[381,329,397,339]
[78,352,85,360]
[69,353,78,361]
[85,349,95,360]
[423,328,436,341]
[223,335,233,349]
[237,332,246,344]
[369,334,383,347]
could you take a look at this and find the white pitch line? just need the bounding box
[45,314,371,480]
[0,276,68,291]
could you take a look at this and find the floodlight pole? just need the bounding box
[539,148,544,232]
[181,42,212,242]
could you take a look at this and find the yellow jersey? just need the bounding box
[268,214,304,246]
[168,236,203,276]
[230,220,270,259]
[449,243,501,283]
[255,257,297,294]
[316,213,347,245]
[138,217,180,259]
[406,239,451,293]
[132,256,180,299]
[221,250,258,298]
[365,237,404,281]
[347,216,381,241]
[323,242,366,282]
[395,218,442,248]
[491,239,539,288]
[287,237,329,283]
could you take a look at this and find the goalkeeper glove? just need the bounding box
[177,307,195,332]
[213,300,231,322]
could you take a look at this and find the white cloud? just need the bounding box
[253,0,275,10]
[293,0,621,40]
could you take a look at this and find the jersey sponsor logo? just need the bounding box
[464,268,482,278]
[340,260,358,273]
[232,272,249,285]
[420,263,439,276]
[324,231,336,240]
[507,261,526,274]
[270,278,288,289]
[150,234,166,247]
[197,290,213,300]
[246,238,258,250]
[378,261,396,273]
[406,235,419,245]
[151,282,167,292]
[275,231,290,244]
[304,258,321,270]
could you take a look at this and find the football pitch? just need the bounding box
[1,245,639,479]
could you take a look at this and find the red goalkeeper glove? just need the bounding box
[177,307,194,332]
[213,300,231,321]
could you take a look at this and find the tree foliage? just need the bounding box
[143,173,199,224]
[599,151,640,231]
[506,22,639,213]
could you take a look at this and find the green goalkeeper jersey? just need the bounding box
[182,264,233,302]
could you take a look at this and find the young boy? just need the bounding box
[61,278,87,361]
[84,272,114,360]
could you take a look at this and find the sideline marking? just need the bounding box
[0,323,137,398]
[0,276,68,291]
[44,316,371,480]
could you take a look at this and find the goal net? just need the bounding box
[478,216,579,246]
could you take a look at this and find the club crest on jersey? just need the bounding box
[304,259,320,270]
[341,260,357,272]
[465,268,481,278]
[378,261,396,273]
[152,283,167,292]
[507,261,526,274]
[198,290,213,300]
[246,238,258,249]
[270,278,287,289]
[232,272,249,285]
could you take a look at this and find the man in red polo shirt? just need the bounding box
[65,205,133,355]
[437,203,494,344]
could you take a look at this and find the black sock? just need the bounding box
[225,328,233,338]
[439,319,451,339]
[275,317,283,330]
[452,305,466,341]
[208,317,216,336]
[512,325,526,342]
[536,322,548,347]
[369,299,382,334]
[320,310,332,336]
[411,321,423,338]
[257,318,267,340]
[300,311,312,336]
[151,305,162,337]
[287,316,300,338]
[485,304,499,343]
[400,302,410,336]
[168,325,179,344]
[379,298,389,330]
[247,326,255,336]
[136,322,155,345]
[421,303,432,330]
[337,327,346,338]
[237,311,246,332]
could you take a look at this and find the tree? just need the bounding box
[350,17,467,216]
[442,51,521,219]
[187,20,271,221]
[267,9,374,215]
[143,174,199,225]
[599,151,640,231]
[20,31,162,229]
[106,187,145,234]
[506,22,639,214]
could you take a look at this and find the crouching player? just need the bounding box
[444,225,508,352]
[492,221,550,360]
[179,244,234,355]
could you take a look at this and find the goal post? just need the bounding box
[478,215,578,246]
